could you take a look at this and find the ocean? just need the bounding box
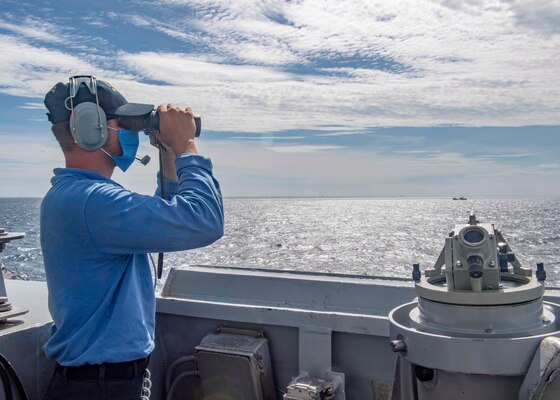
[1,197,559,287]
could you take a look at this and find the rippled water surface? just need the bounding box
[1,197,559,286]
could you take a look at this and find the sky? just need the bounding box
[0,0,559,197]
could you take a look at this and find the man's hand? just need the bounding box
[156,104,198,155]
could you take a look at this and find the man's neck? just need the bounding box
[65,150,115,179]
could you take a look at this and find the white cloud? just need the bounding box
[119,51,290,85]
[0,35,94,97]
[81,17,108,28]
[504,0,560,35]
[196,139,560,197]
[0,17,61,43]
[224,41,300,65]
[19,102,46,109]
[1,1,560,135]
[395,150,433,154]
[108,0,560,130]
[0,34,132,98]
[0,13,112,51]
[315,130,369,137]
[266,145,346,153]
[533,163,560,170]
[123,14,201,44]
[230,136,306,140]
[482,153,537,158]
[111,49,560,133]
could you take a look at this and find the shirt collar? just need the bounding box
[51,168,122,188]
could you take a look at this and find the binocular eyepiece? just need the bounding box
[117,111,201,137]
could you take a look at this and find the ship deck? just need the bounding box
[2,267,560,399]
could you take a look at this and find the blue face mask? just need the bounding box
[107,128,139,172]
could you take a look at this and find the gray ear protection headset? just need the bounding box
[66,76,108,151]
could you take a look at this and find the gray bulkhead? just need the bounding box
[152,266,417,399]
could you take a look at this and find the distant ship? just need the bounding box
[453,196,467,200]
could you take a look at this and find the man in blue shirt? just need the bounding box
[41,77,224,399]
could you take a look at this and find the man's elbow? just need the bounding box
[182,197,224,248]
[198,213,224,247]
[208,217,224,244]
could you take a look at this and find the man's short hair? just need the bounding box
[51,121,76,153]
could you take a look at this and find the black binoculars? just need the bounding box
[117,111,201,137]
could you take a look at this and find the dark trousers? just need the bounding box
[45,359,148,400]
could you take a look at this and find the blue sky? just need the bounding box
[0,0,559,197]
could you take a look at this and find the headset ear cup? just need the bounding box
[70,102,108,150]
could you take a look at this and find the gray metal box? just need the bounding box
[195,330,277,400]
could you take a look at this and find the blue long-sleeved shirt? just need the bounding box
[40,154,223,366]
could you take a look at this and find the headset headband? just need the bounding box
[67,76,103,127]
[69,76,98,98]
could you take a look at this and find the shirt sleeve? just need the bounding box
[154,173,179,200]
[84,154,224,254]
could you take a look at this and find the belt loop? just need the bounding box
[133,360,138,378]
[98,364,106,386]
[62,366,68,383]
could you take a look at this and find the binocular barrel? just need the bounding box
[117,111,201,137]
[147,111,201,137]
